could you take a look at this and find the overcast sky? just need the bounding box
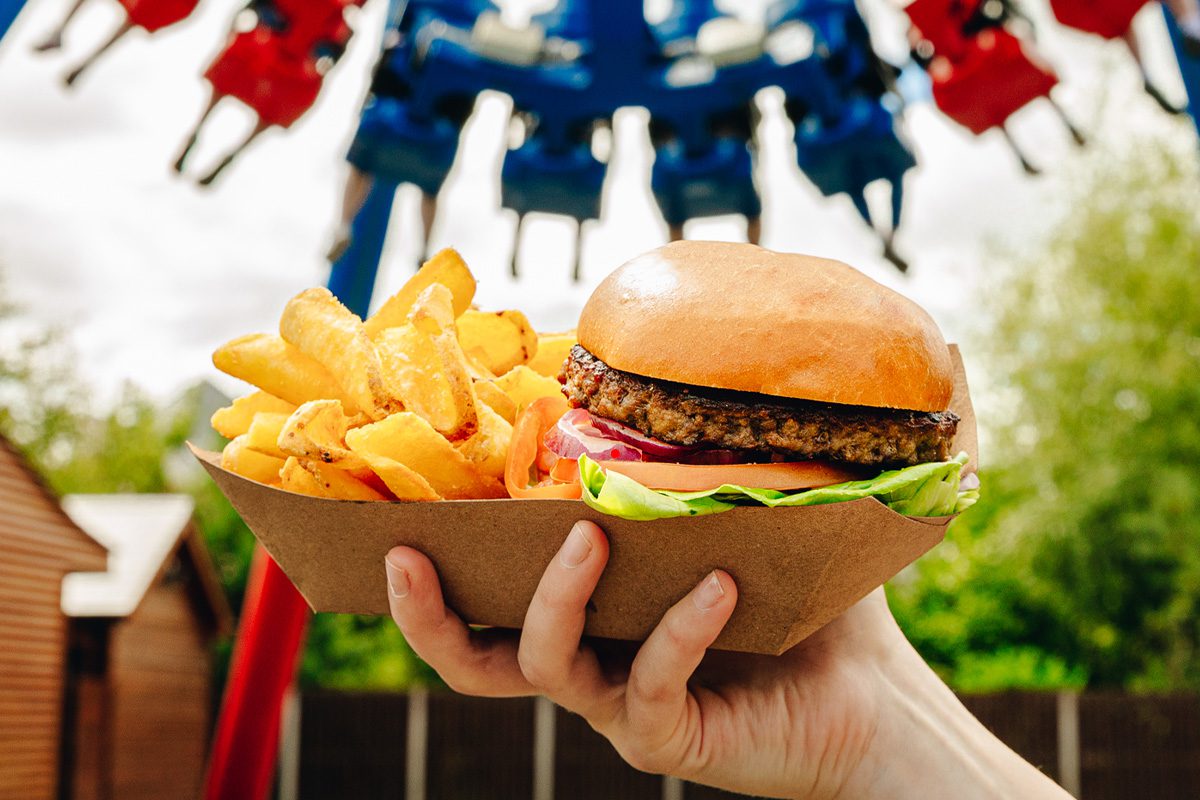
[0,0,1194,407]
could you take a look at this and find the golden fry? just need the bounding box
[220,435,285,486]
[211,391,296,440]
[279,288,398,420]
[213,334,358,412]
[526,332,576,377]
[279,456,388,501]
[363,248,476,337]
[244,412,290,459]
[455,402,513,480]
[493,365,566,414]
[474,380,517,424]
[277,400,368,470]
[456,309,538,375]
[345,413,506,500]
[375,324,460,433]
[355,451,441,501]
[411,285,479,441]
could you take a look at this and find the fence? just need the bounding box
[283,690,1200,799]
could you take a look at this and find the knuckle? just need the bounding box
[661,614,696,652]
[517,648,556,691]
[629,675,673,708]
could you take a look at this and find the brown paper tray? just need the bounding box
[194,346,976,655]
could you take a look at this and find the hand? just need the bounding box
[384,521,1071,800]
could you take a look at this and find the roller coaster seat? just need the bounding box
[793,95,913,226]
[929,28,1057,134]
[116,0,201,33]
[1049,0,1149,39]
[501,136,605,221]
[204,27,324,127]
[651,137,759,226]
[347,96,462,195]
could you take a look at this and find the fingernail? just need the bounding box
[559,523,592,568]
[385,559,410,599]
[693,571,725,611]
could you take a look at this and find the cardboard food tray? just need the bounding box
[195,346,977,655]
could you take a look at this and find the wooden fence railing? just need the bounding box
[282,690,1200,799]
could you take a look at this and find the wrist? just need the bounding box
[841,639,1071,800]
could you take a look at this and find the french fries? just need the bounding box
[220,435,285,486]
[346,413,506,500]
[491,366,566,415]
[526,332,576,378]
[213,334,358,412]
[280,288,397,420]
[211,391,296,440]
[211,249,566,502]
[410,285,479,441]
[244,412,290,459]
[276,400,367,471]
[457,309,538,375]
[363,248,476,337]
[279,457,389,501]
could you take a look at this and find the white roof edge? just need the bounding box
[60,494,195,618]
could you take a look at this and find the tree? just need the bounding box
[890,140,1200,690]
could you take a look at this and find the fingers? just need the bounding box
[623,570,737,751]
[517,521,619,719]
[385,546,532,697]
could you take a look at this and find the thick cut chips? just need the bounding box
[410,285,479,441]
[526,332,576,378]
[474,380,518,424]
[221,435,285,486]
[277,400,367,470]
[244,412,290,459]
[364,248,476,337]
[375,324,458,433]
[455,402,513,479]
[492,365,566,414]
[213,334,359,413]
[279,457,389,501]
[212,391,297,440]
[457,309,538,375]
[353,451,441,501]
[345,413,506,500]
[280,288,397,420]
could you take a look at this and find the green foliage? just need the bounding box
[891,141,1200,691]
[301,614,440,689]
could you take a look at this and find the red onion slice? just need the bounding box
[588,413,702,458]
[543,409,644,462]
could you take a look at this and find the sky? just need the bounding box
[0,0,1195,407]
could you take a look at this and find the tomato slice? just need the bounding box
[505,396,581,499]
[588,459,863,492]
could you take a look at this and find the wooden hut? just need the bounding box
[0,437,108,800]
[60,494,232,800]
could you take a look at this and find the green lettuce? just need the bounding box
[577,452,979,522]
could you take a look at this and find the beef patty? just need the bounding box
[562,345,959,467]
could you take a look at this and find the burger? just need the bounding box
[526,241,976,520]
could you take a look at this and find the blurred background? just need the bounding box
[1,0,1199,797]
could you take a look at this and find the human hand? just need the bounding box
[384,520,1071,800]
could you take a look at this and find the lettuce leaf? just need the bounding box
[578,452,979,522]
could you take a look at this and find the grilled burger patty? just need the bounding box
[563,345,959,467]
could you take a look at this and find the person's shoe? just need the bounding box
[1182,30,1200,58]
[326,226,351,263]
[883,241,910,274]
[63,68,82,88]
